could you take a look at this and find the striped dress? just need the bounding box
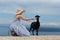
[10,19,30,36]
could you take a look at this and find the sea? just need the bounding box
[0,24,60,36]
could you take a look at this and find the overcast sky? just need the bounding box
[0,0,60,26]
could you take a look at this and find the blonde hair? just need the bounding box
[16,9,25,15]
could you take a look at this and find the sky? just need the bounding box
[0,0,60,26]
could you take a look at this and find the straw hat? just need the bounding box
[16,9,25,15]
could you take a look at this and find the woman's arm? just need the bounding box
[17,15,34,21]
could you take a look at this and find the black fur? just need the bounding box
[29,15,40,35]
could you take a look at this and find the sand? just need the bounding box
[0,35,60,40]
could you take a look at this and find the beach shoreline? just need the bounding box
[0,35,60,40]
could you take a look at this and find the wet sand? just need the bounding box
[0,35,60,40]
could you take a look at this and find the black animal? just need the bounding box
[29,15,40,35]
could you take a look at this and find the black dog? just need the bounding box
[29,15,40,35]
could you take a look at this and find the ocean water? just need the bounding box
[0,24,60,36]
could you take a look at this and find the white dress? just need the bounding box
[10,19,30,36]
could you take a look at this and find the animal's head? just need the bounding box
[35,15,40,19]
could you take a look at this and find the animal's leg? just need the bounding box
[32,29,34,35]
[36,29,38,36]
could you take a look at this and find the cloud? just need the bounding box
[0,19,12,24]
[0,0,60,15]
[19,21,60,26]
[41,22,60,26]
[0,0,60,24]
[1,0,59,4]
[0,13,14,24]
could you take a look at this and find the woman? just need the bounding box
[10,9,34,36]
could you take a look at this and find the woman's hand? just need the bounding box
[31,17,36,20]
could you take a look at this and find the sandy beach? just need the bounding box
[0,35,60,40]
